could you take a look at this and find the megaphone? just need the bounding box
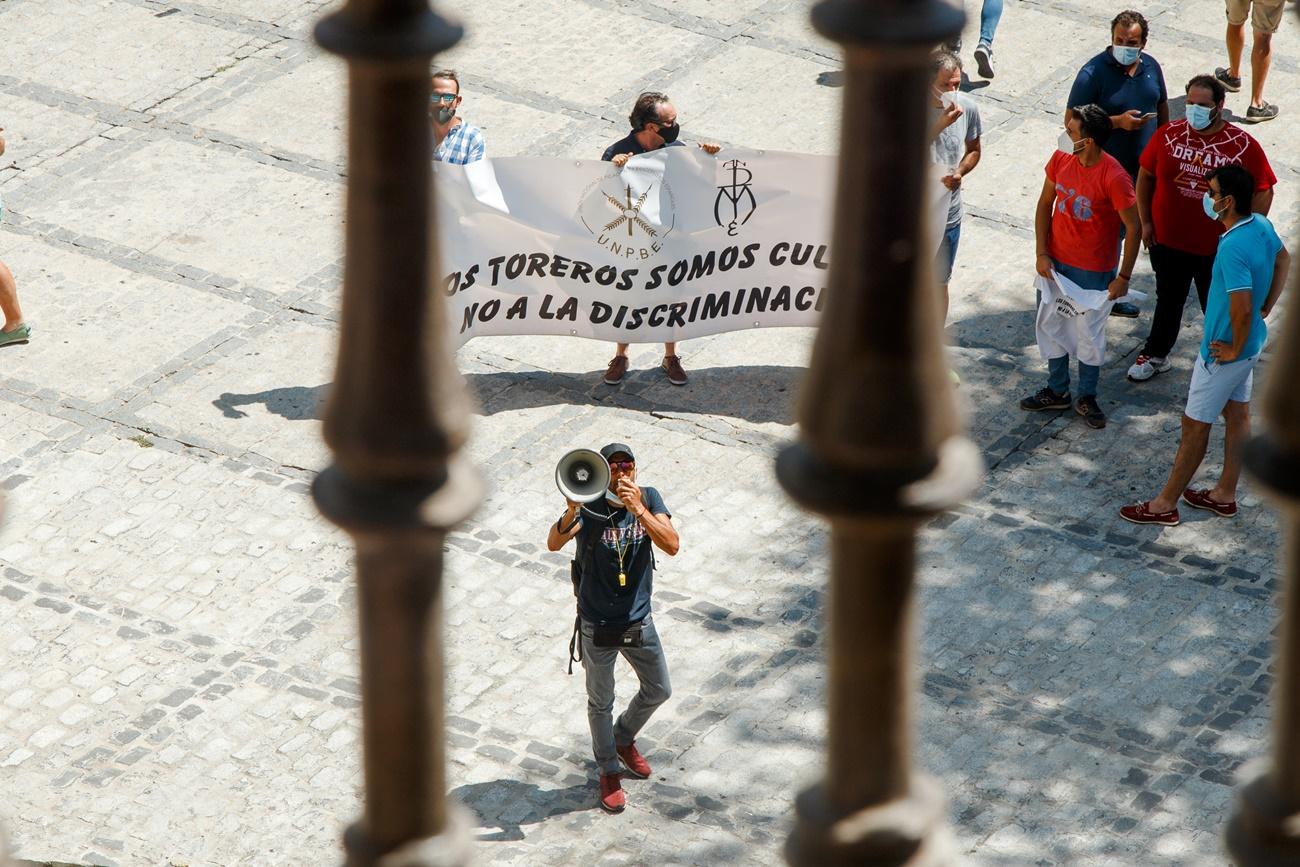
[556,449,612,503]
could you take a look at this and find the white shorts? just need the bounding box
[1185,354,1256,423]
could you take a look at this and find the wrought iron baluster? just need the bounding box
[314,3,482,866]
[777,1,980,864]
[1227,220,1300,863]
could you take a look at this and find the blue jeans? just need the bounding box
[581,614,672,775]
[936,221,961,285]
[1046,258,1113,399]
[979,0,1004,48]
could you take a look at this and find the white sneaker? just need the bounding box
[1127,355,1171,382]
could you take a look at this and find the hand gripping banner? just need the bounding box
[434,148,836,346]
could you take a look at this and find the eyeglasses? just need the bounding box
[430,93,457,104]
[609,460,634,470]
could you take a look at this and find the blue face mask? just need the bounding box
[1112,44,1141,65]
[1185,103,1215,130]
[1203,192,1224,221]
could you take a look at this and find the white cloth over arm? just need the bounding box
[1034,270,1112,366]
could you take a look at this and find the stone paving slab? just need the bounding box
[0,0,259,112]
[0,0,1297,865]
[29,136,343,298]
[0,235,260,406]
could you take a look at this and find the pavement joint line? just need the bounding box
[0,570,362,773]
[954,492,1275,602]
[0,1,1291,860]
[1021,0,1300,77]
[439,526,1262,837]
[0,210,285,314]
[134,32,272,117]
[0,73,343,194]
[148,117,345,184]
[114,0,297,42]
[167,41,321,128]
[0,548,790,838]
[0,378,320,491]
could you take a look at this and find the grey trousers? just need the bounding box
[580,615,672,775]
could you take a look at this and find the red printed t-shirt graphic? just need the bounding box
[1139,119,1276,257]
[1045,150,1135,272]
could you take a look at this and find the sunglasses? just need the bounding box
[430,93,457,104]
[609,460,635,470]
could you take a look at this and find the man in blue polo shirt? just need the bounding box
[1121,165,1289,526]
[1067,9,1168,318]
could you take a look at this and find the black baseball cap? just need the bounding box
[600,442,636,462]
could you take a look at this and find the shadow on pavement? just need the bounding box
[462,364,804,425]
[212,384,330,421]
[451,779,593,842]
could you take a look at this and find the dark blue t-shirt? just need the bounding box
[1066,48,1167,178]
[575,487,670,625]
[601,134,685,162]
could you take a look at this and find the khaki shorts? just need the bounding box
[1226,0,1285,33]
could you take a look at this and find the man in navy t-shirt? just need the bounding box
[546,442,680,814]
[599,91,721,388]
[1066,9,1168,319]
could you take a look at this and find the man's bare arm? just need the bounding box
[1253,186,1274,217]
[546,501,582,552]
[634,509,679,556]
[1136,167,1156,246]
[1262,244,1290,318]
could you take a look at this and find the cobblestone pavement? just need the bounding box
[0,0,1297,865]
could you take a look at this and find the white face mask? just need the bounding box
[1112,44,1141,66]
[1057,131,1084,156]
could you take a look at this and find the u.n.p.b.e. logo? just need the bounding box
[576,169,677,260]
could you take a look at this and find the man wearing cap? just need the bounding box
[545,443,679,814]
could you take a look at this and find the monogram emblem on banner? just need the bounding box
[714,159,758,236]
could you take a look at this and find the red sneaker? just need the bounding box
[616,741,652,779]
[1182,488,1238,517]
[1119,502,1180,526]
[598,772,625,813]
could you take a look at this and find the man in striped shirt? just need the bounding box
[431,69,485,165]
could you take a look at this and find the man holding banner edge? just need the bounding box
[601,91,722,386]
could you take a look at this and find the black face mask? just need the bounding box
[655,122,680,144]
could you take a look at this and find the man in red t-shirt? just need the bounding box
[1022,104,1140,430]
[1127,73,1276,382]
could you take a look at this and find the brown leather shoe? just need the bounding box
[662,354,687,386]
[603,355,629,385]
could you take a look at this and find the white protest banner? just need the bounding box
[433,148,835,346]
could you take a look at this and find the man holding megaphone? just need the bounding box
[546,442,679,814]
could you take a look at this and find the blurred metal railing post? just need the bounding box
[313,3,482,866]
[1226,257,1300,860]
[777,1,979,864]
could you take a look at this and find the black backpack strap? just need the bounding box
[567,614,583,675]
